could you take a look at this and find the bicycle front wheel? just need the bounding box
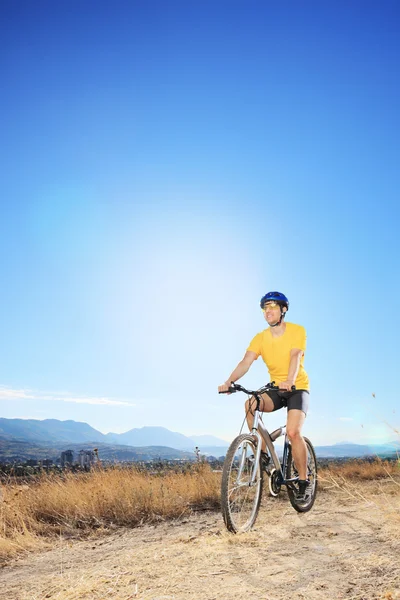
[221,434,263,533]
[286,436,318,513]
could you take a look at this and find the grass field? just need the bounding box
[0,458,399,564]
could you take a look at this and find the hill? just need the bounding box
[0,438,195,463]
[0,418,106,444]
[314,441,400,458]
[0,418,228,450]
[0,418,398,461]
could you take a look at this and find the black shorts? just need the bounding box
[266,389,309,416]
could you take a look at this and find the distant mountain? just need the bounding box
[105,426,197,450]
[0,418,398,460]
[0,437,195,463]
[106,427,228,450]
[0,418,106,444]
[0,419,228,450]
[315,441,400,458]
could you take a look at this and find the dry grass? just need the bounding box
[0,457,399,565]
[0,464,220,562]
[319,457,400,483]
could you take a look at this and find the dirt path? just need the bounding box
[1,483,399,600]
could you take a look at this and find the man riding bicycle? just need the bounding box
[218,291,311,500]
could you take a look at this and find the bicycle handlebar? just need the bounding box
[219,381,296,395]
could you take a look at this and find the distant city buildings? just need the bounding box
[60,449,96,470]
[78,450,95,470]
[61,450,74,467]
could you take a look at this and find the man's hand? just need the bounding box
[218,382,232,394]
[278,380,295,391]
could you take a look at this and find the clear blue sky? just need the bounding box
[1,0,399,446]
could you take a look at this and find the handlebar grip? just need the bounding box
[267,383,297,391]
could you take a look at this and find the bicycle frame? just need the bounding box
[249,406,299,490]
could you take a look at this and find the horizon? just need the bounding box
[1,1,399,448]
[1,415,399,449]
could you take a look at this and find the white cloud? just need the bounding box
[0,386,136,407]
[339,417,354,421]
[52,396,135,407]
[0,387,36,400]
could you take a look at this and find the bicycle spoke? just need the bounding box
[221,435,263,532]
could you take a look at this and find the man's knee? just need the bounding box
[245,397,256,415]
[287,427,303,442]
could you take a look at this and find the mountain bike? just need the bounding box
[219,382,317,533]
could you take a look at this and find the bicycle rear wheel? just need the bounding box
[286,436,318,513]
[221,434,263,533]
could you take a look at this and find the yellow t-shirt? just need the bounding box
[247,322,309,390]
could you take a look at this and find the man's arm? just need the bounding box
[280,324,306,390]
[280,348,303,390]
[218,351,258,392]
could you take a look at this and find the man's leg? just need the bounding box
[244,393,275,451]
[286,409,307,480]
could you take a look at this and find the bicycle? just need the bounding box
[219,382,318,533]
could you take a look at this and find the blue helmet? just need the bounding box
[260,291,289,310]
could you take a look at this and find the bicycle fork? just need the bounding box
[235,411,264,487]
[238,410,272,486]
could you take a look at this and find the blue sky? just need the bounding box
[1,0,399,446]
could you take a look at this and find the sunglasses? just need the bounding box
[261,302,280,310]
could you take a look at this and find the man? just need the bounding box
[218,291,310,499]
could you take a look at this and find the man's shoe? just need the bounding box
[260,451,271,473]
[296,479,312,501]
